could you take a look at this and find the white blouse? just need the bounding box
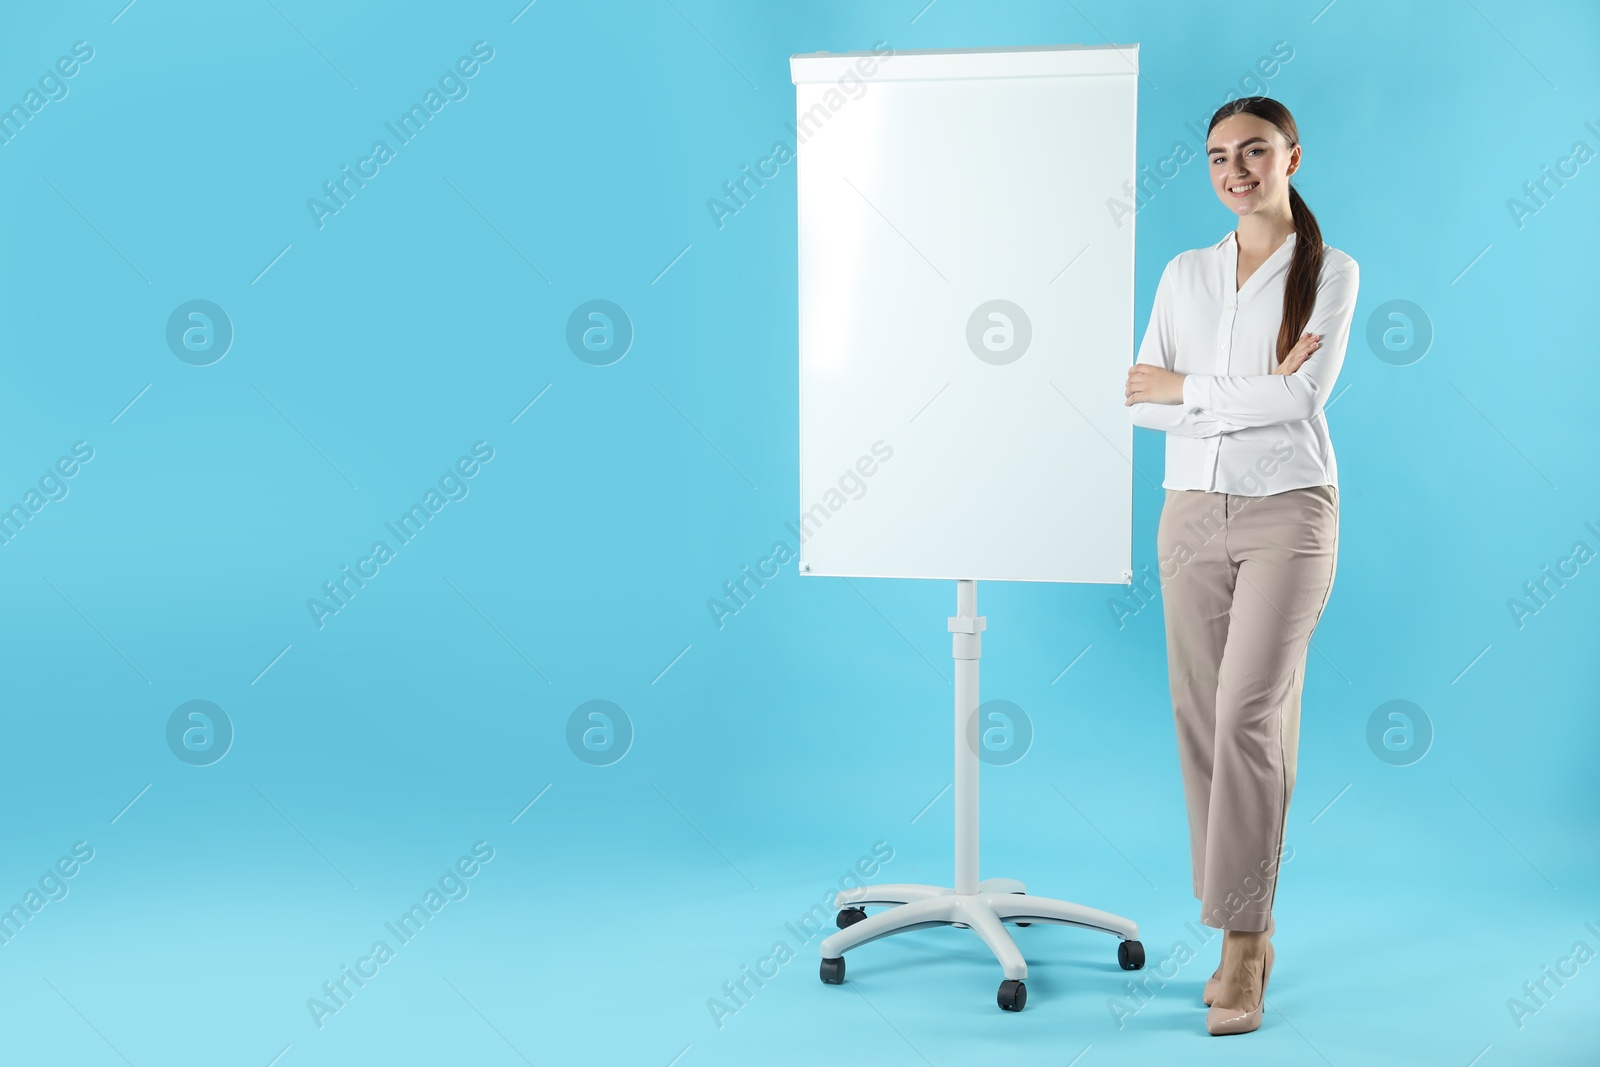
[1127,230,1360,496]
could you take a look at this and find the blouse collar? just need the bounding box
[1223,229,1297,298]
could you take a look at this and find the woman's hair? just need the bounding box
[1207,96,1322,365]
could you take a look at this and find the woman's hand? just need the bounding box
[1124,365,1184,406]
[1273,331,1320,375]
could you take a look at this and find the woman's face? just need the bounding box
[1207,113,1299,218]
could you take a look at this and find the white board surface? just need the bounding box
[790,43,1138,585]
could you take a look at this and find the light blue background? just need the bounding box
[0,1,1596,1064]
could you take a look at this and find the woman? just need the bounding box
[1124,96,1358,1036]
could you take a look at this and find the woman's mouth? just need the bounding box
[1228,181,1260,198]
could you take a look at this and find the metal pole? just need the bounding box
[951,579,983,895]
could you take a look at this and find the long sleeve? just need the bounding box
[1128,261,1247,438]
[1182,255,1360,427]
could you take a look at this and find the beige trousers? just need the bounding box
[1156,484,1339,932]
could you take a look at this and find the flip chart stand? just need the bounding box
[818,579,1145,1012]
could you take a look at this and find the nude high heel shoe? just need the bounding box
[1203,914,1273,1006]
[1206,938,1274,1036]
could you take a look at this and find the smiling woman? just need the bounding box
[1123,95,1359,1039]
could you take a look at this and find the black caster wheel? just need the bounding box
[997,978,1027,1012]
[820,956,846,984]
[836,907,867,930]
[1009,890,1031,927]
[1118,939,1145,970]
